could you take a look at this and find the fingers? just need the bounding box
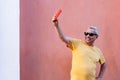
[52,19,58,22]
[52,19,59,27]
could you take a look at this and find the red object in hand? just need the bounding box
[53,9,62,21]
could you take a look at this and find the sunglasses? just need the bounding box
[84,32,97,36]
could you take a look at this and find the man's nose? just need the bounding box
[86,34,90,37]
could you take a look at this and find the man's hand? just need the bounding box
[52,19,59,27]
[96,77,102,80]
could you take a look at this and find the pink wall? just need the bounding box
[20,0,120,80]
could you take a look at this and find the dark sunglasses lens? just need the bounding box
[89,33,94,36]
[84,32,88,36]
[84,32,96,36]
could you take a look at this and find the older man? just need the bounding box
[52,19,106,80]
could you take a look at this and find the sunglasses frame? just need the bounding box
[84,32,97,36]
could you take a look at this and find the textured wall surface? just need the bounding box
[20,0,120,80]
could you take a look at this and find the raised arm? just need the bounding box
[52,20,70,44]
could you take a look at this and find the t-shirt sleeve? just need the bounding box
[67,38,81,50]
[98,49,106,64]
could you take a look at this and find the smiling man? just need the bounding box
[52,19,106,80]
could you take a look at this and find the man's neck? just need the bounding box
[86,42,94,46]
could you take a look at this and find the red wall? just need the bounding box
[20,0,120,80]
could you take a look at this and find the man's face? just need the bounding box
[84,29,98,45]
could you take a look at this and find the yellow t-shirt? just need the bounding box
[67,38,105,80]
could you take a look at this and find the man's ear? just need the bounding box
[96,35,98,38]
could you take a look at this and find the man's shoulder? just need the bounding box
[94,46,103,54]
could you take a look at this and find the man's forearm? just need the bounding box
[98,63,107,78]
[53,20,69,44]
[55,26,68,43]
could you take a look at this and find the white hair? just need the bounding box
[88,26,99,35]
